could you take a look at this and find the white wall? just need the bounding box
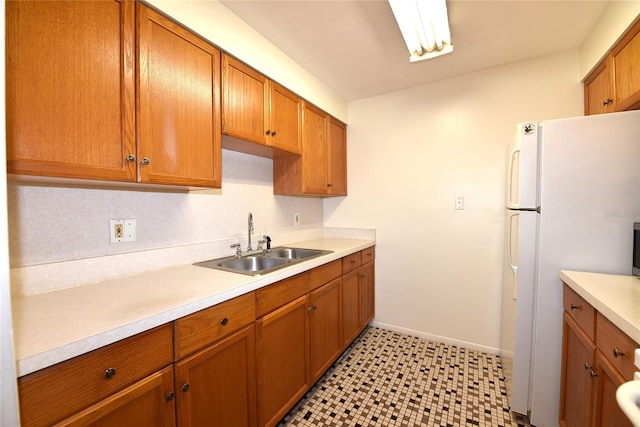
[324,51,584,352]
[9,150,323,268]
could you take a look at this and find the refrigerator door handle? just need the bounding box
[507,211,519,300]
[507,147,520,207]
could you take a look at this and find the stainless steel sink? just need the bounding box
[194,247,333,276]
[264,247,331,260]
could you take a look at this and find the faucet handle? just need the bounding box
[257,239,266,251]
[230,243,242,258]
[262,235,271,251]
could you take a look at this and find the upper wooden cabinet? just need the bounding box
[7,1,222,188]
[585,18,640,115]
[273,102,347,197]
[6,0,137,181]
[584,61,614,115]
[136,4,221,188]
[222,54,301,156]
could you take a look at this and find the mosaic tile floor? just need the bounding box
[279,327,532,427]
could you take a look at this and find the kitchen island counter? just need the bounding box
[560,270,640,344]
[13,237,375,377]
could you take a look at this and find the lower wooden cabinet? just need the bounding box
[309,278,343,383]
[18,325,174,427]
[174,324,257,427]
[55,366,176,427]
[360,260,375,328]
[342,269,361,347]
[256,295,310,427]
[18,248,376,427]
[560,312,596,427]
[560,283,636,427]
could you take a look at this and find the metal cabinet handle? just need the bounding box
[104,367,116,379]
[265,130,271,135]
[589,369,598,378]
[182,383,190,392]
[603,98,613,106]
[327,183,333,187]
[307,305,317,312]
[570,304,580,310]
[221,317,228,326]
[166,392,175,401]
[126,154,136,162]
[584,363,592,370]
[141,157,151,165]
[613,348,624,358]
[271,131,277,136]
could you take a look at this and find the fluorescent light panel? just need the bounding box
[388,0,453,62]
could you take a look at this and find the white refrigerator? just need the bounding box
[500,110,640,426]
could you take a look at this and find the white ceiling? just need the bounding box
[220,0,611,102]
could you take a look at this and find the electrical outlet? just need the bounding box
[455,196,465,210]
[110,219,136,242]
[293,213,300,226]
[110,219,124,243]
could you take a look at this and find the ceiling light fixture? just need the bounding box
[388,0,453,63]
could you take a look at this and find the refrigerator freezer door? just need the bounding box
[506,122,539,210]
[501,209,537,415]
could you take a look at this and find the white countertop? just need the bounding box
[560,271,640,344]
[13,238,375,377]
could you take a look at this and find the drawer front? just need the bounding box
[563,284,595,341]
[256,271,309,318]
[342,252,362,274]
[308,260,342,291]
[596,312,639,380]
[18,324,173,427]
[361,246,375,264]
[174,292,256,359]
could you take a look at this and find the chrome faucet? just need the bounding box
[247,212,254,251]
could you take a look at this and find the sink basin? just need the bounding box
[194,247,333,276]
[194,255,291,275]
[265,247,331,260]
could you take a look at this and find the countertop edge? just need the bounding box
[560,270,640,344]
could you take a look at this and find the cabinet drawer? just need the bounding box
[361,246,375,264]
[342,252,362,274]
[256,271,309,318]
[563,284,595,341]
[174,292,255,359]
[596,312,639,380]
[309,260,342,291]
[18,324,173,427]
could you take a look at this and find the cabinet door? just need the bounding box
[342,269,361,348]
[612,20,640,111]
[6,0,136,181]
[137,4,221,188]
[301,102,329,194]
[327,118,347,195]
[55,367,175,427]
[593,351,633,427]
[360,261,375,328]
[256,295,309,427]
[269,83,301,154]
[309,278,342,383]
[584,61,613,115]
[174,325,257,427]
[222,55,269,145]
[560,312,596,427]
